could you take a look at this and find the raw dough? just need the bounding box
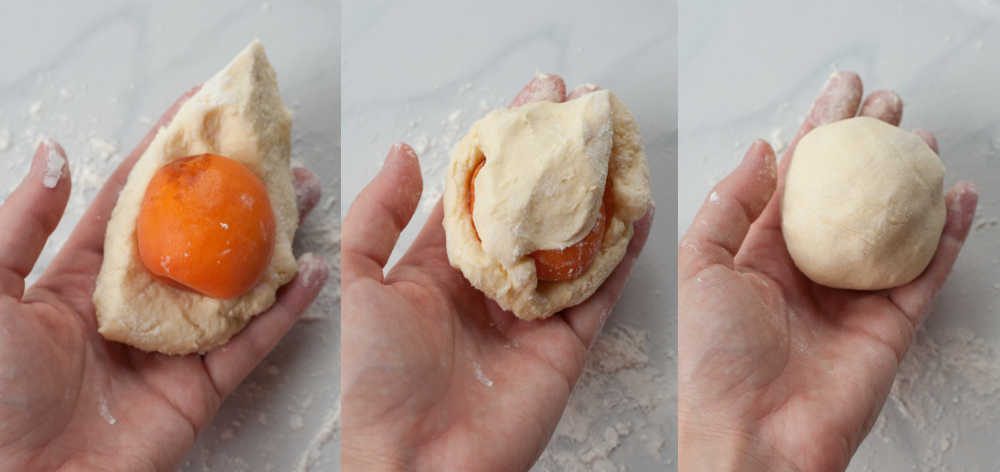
[781,116,946,290]
[443,91,650,320]
[473,91,612,268]
[94,41,298,354]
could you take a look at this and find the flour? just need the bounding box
[41,138,66,189]
[28,101,42,120]
[973,216,998,231]
[293,397,340,472]
[473,361,494,388]
[533,324,672,471]
[399,87,506,223]
[769,127,787,154]
[88,137,119,161]
[98,396,117,425]
[0,128,9,152]
[855,326,1000,471]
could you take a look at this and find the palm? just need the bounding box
[344,206,591,471]
[679,72,977,471]
[1,289,214,471]
[694,231,918,471]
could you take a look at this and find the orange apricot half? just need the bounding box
[136,154,276,299]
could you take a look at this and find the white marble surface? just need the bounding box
[680,1,1000,470]
[342,0,675,470]
[0,1,340,471]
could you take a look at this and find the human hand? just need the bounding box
[677,71,978,471]
[0,87,329,472]
[341,74,654,472]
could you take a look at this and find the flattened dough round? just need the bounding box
[781,116,946,290]
[443,91,650,320]
[94,41,298,354]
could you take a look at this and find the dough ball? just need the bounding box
[781,117,946,290]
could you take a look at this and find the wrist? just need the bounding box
[341,442,410,472]
[678,420,798,472]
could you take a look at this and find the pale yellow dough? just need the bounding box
[443,91,650,320]
[94,41,298,354]
[782,117,946,290]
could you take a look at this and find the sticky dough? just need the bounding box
[94,41,298,354]
[781,116,946,290]
[443,91,650,320]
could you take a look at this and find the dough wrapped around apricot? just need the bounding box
[443,89,650,320]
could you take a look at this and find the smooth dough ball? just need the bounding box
[781,117,946,290]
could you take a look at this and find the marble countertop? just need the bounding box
[680,1,1000,470]
[0,1,340,471]
[342,0,676,470]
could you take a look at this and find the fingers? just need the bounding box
[567,83,600,100]
[858,90,903,126]
[510,73,566,107]
[563,206,654,347]
[0,140,71,298]
[678,140,777,281]
[914,129,939,154]
[749,72,863,234]
[394,198,447,267]
[782,71,863,169]
[342,143,423,284]
[204,253,329,397]
[889,182,978,323]
[47,86,199,275]
[292,167,322,221]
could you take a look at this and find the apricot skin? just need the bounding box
[136,154,276,299]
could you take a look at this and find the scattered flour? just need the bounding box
[98,396,117,425]
[293,398,341,472]
[28,101,42,119]
[854,326,1000,471]
[769,126,787,154]
[473,361,494,388]
[0,128,10,152]
[973,216,998,231]
[532,324,672,471]
[88,137,119,161]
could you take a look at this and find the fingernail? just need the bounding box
[296,253,329,289]
[38,136,66,189]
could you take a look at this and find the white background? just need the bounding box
[0,1,341,471]
[680,1,1000,470]
[342,0,676,470]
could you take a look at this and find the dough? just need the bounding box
[473,91,612,268]
[781,116,946,290]
[443,91,650,320]
[94,41,298,354]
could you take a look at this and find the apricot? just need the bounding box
[136,154,275,299]
[468,160,610,282]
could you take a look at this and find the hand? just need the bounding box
[677,72,978,471]
[0,88,329,472]
[341,74,654,472]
